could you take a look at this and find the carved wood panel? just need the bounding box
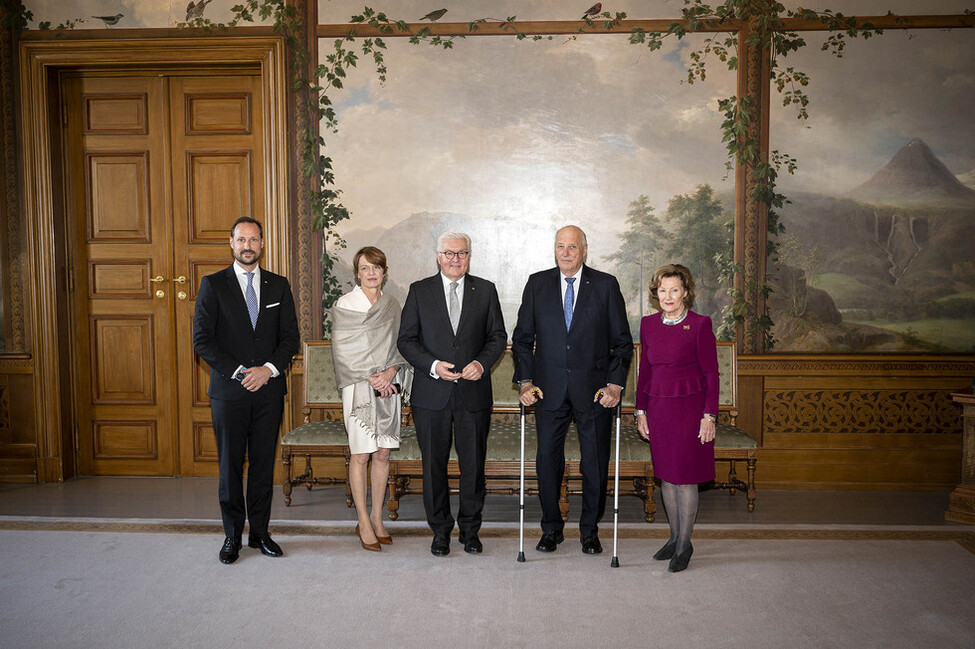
[93,420,157,459]
[186,152,252,242]
[764,389,963,435]
[185,93,251,135]
[84,94,148,135]
[89,315,155,404]
[88,259,152,298]
[85,152,150,242]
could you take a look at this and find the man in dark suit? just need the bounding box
[512,225,632,555]
[398,232,507,556]
[193,216,300,564]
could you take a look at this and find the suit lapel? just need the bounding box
[223,265,252,328]
[455,274,479,334]
[426,275,453,336]
[569,265,594,333]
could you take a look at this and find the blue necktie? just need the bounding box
[245,272,258,329]
[563,277,575,330]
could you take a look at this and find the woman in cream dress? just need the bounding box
[331,247,411,551]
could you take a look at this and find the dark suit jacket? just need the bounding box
[511,265,632,412]
[397,273,507,411]
[193,264,300,401]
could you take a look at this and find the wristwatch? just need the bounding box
[702,413,716,422]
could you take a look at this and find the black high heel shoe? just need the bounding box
[653,540,677,561]
[668,543,693,573]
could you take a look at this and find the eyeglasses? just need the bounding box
[439,250,470,260]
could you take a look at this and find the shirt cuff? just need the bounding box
[264,362,280,378]
[429,360,440,379]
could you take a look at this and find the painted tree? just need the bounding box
[664,184,732,321]
[605,195,672,319]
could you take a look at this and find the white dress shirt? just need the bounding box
[560,267,582,310]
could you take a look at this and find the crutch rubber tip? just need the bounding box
[611,557,620,568]
[517,552,526,563]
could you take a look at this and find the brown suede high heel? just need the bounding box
[376,533,392,545]
[355,524,381,552]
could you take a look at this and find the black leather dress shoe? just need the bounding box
[668,543,693,573]
[248,532,283,557]
[653,540,677,561]
[581,534,603,555]
[431,534,450,556]
[535,530,565,553]
[219,537,242,564]
[459,531,483,554]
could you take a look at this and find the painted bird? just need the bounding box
[420,8,448,22]
[581,3,602,20]
[185,0,213,22]
[91,14,124,27]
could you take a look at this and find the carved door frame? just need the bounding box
[19,37,292,481]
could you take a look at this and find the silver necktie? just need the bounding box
[448,281,460,333]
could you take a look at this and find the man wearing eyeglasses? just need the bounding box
[398,232,507,556]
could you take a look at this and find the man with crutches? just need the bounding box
[512,225,632,556]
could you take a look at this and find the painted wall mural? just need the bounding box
[770,28,975,353]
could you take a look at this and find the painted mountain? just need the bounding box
[771,139,975,352]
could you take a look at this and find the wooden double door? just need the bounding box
[62,71,267,476]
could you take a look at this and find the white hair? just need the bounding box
[436,231,472,252]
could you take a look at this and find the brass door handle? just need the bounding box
[150,275,165,283]
[172,276,187,284]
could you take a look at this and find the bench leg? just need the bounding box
[746,458,757,512]
[282,449,293,506]
[559,472,570,522]
[635,474,656,523]
[304,454,315,491]
[387,476,409,521]
[344,450,353,507]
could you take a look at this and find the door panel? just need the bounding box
[65,72,266,477]
[66,75,176,476]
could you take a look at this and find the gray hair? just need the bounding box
[436,231,472,252]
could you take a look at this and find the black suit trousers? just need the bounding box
[536,396,612,537]
[211,394,284,539]
[412,384,490,537]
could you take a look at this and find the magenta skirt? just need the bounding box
[647,391,715,485]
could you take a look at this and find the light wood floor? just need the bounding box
[0,476,962,529]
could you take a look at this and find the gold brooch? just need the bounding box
[683,325,691,330]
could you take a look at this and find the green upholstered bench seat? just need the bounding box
[281,420,348,446]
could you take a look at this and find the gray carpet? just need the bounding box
[2,530,974,649]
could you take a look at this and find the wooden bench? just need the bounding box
[281,341,757,522]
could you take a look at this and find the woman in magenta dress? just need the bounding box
[635,264,719,572]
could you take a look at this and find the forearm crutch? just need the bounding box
[517,402,527,563]
[611,401,622,568]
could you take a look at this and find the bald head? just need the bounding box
[555,225,588,276]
